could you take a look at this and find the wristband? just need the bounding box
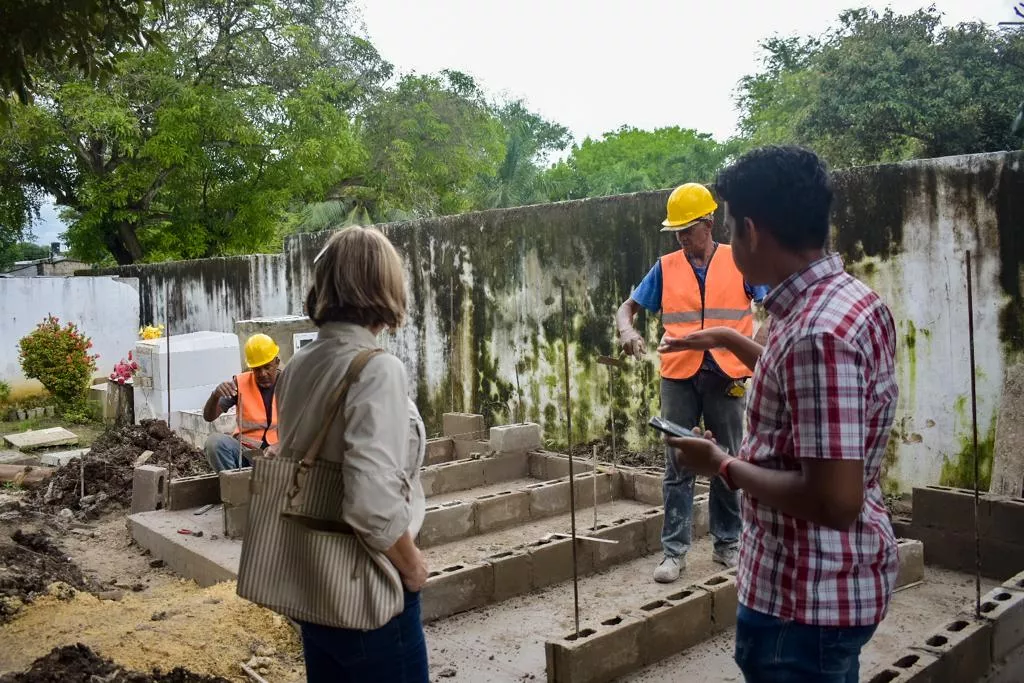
[718,456,738,491]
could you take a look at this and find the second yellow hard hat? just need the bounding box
[661,183,717,231]
[244,333,280,368]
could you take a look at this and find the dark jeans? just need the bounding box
[734,605,878,683]
[299,592,428,683]
[204,433,251,472]
[661,372,743,557]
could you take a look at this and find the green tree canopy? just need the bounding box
[0,242,51,271]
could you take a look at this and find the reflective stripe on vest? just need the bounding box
[660,244,754,380]
[233,371,279,448]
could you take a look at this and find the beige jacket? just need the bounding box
[274,322,426,552]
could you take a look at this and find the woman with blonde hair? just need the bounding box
[274,225,429,682]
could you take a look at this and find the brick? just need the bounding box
[632,473,663,506]
[591,518,646,570]
[218,467,251,506]
[454,439,490,459]
[977,587,1024,662]
[912,616,993,682]
[486,550,532,602]
[435,459,486,493]
[481,452,529,484]
[443,413,485,440]
[896,538,925,588]
[489,423,542,454]
[131,465,168,514]
[528,537,593,588]
[166,473,220,511]
[1001,569,1024,593]
[421,563,493,622]
[223,503,248,539]
[864,651,942,683]
[643,507,665,553]
[636,587,713,665]
[529,481,571,519]
[545,614,645,683]
[616,469,636,501]
[904,524,1024,580]
[424,438,454,466]
[986,496,1024,545]
[696,569,739,631]
[418,501,475,547]
[474,490,531,533]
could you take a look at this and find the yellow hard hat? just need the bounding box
[661,183,718,231]
[245,334,280,368]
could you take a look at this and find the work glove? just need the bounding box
[618,328,647,359]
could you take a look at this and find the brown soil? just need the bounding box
[569,440,662,469]
[27,420,209,519]
[0,643,228,683]
[0,527,96,624]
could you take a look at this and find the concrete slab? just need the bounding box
[127,507,238,586]
[2,427,78,450]
[39,448,89,467]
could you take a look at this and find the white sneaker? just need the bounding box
[653,556,685,583]
[712,547,739,568]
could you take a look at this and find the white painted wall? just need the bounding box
[0,276,141,396]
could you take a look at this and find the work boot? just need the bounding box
[712,547,739,569]
[653,555,685,583]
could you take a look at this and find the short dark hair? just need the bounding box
[714,145,833,251]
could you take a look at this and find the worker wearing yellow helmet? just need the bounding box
[202,333,281,472]
[615,183,769,583]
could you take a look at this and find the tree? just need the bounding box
[0,242,50,271]
[0,0,380,264]
[736,7,1024,167]
[543,126,730,201]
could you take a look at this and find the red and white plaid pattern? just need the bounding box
[738,253,899,627]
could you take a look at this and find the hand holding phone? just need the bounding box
[648,416,699,439]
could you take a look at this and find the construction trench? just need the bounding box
[115,415,1024,683]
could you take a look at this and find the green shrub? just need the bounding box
[0,380,10,406]
[17,315,98,412]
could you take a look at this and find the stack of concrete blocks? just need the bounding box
[234,315,316,368]
[220,467,251,539]
[176,408,236,450]
[133,331,240,429]
[444,413,491,459]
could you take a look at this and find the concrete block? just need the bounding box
[443,413,485,440]
[223,503,248,539]
[912,486,992,536]
[481,452,530,484]
[424,438,454,466]
[978,587,1024,662]
[528,537,593,589]
[986,496,1024,545]
[435,459,486,493]
[39,448,89,467]
[474,490,531,533]
[864,651,942,683]
[632,472,663,506]
[486,550,532,602]
[696,569,739,631]
[545,614,645,683]
[636,587,713,665]
[913,616,993,683]
[643,507,665,553]
[219,467,252,506]
[3,427,79,450]
[167,473,221,511]
[905,524,1024,580]
[980,639,1024,683]
[616,469,636,501]
[418,501,475,547]
[131,465,168,514]
[591,518,646,570]
[0,451,38,466]
[571,473,616,509]
[693,493,710,538]
[489,423,542,454]
[542,453,572,479]
[419,467,439,497]
[421,563,493,622]
[1001,570,1024,593]
[529,481,572,519]
[896,538,925,588]
[454,439,490,459]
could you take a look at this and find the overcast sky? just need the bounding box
[32,0,1020,246]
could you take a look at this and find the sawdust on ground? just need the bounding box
[0,580,304,682]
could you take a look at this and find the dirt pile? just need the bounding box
[0,529,94,624]
[0,644,229,683]
[29,420,210,517]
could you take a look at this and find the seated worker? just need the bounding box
[203,333,280,472]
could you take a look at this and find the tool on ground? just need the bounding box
[966,250,981,619]
[560,283,581,637]
[177,528,204,537]
[542,532,618,545]
[597,354,625,471]
[194,503,216,515]
[592,444,598,531]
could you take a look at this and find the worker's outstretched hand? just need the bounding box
[665,428,728,478]
[658,328,730,353]
[618,328,647,359]
[214,379,238,399]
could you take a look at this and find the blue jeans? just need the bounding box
[299,591,429,683]
[204,433,250,472]
[734,605,878,683]
[661,373,743,557]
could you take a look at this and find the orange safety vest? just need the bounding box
[660,244,754,380]
[233,371,279,449]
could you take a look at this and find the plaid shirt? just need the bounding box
[737,253,899,627]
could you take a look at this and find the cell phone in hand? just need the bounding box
[648,416,699,439]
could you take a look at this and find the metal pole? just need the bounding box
[609,366,617,470]
[966,251,981,619]
[592,444,598,531]
[165,281,171,427]
[560,283,580,636]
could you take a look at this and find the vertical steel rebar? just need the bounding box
[561,283,580,636]
[165,281,171,426]
[966,251,981,619]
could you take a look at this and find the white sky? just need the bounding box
[32,0,1020,246]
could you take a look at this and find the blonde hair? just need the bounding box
[305,226,407,329]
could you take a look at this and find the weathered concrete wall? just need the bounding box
[89,151,1024,492]
[0,276,141,396]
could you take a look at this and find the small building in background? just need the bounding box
[2,243,89,277]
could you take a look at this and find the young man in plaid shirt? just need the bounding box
[662,145,899,682]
